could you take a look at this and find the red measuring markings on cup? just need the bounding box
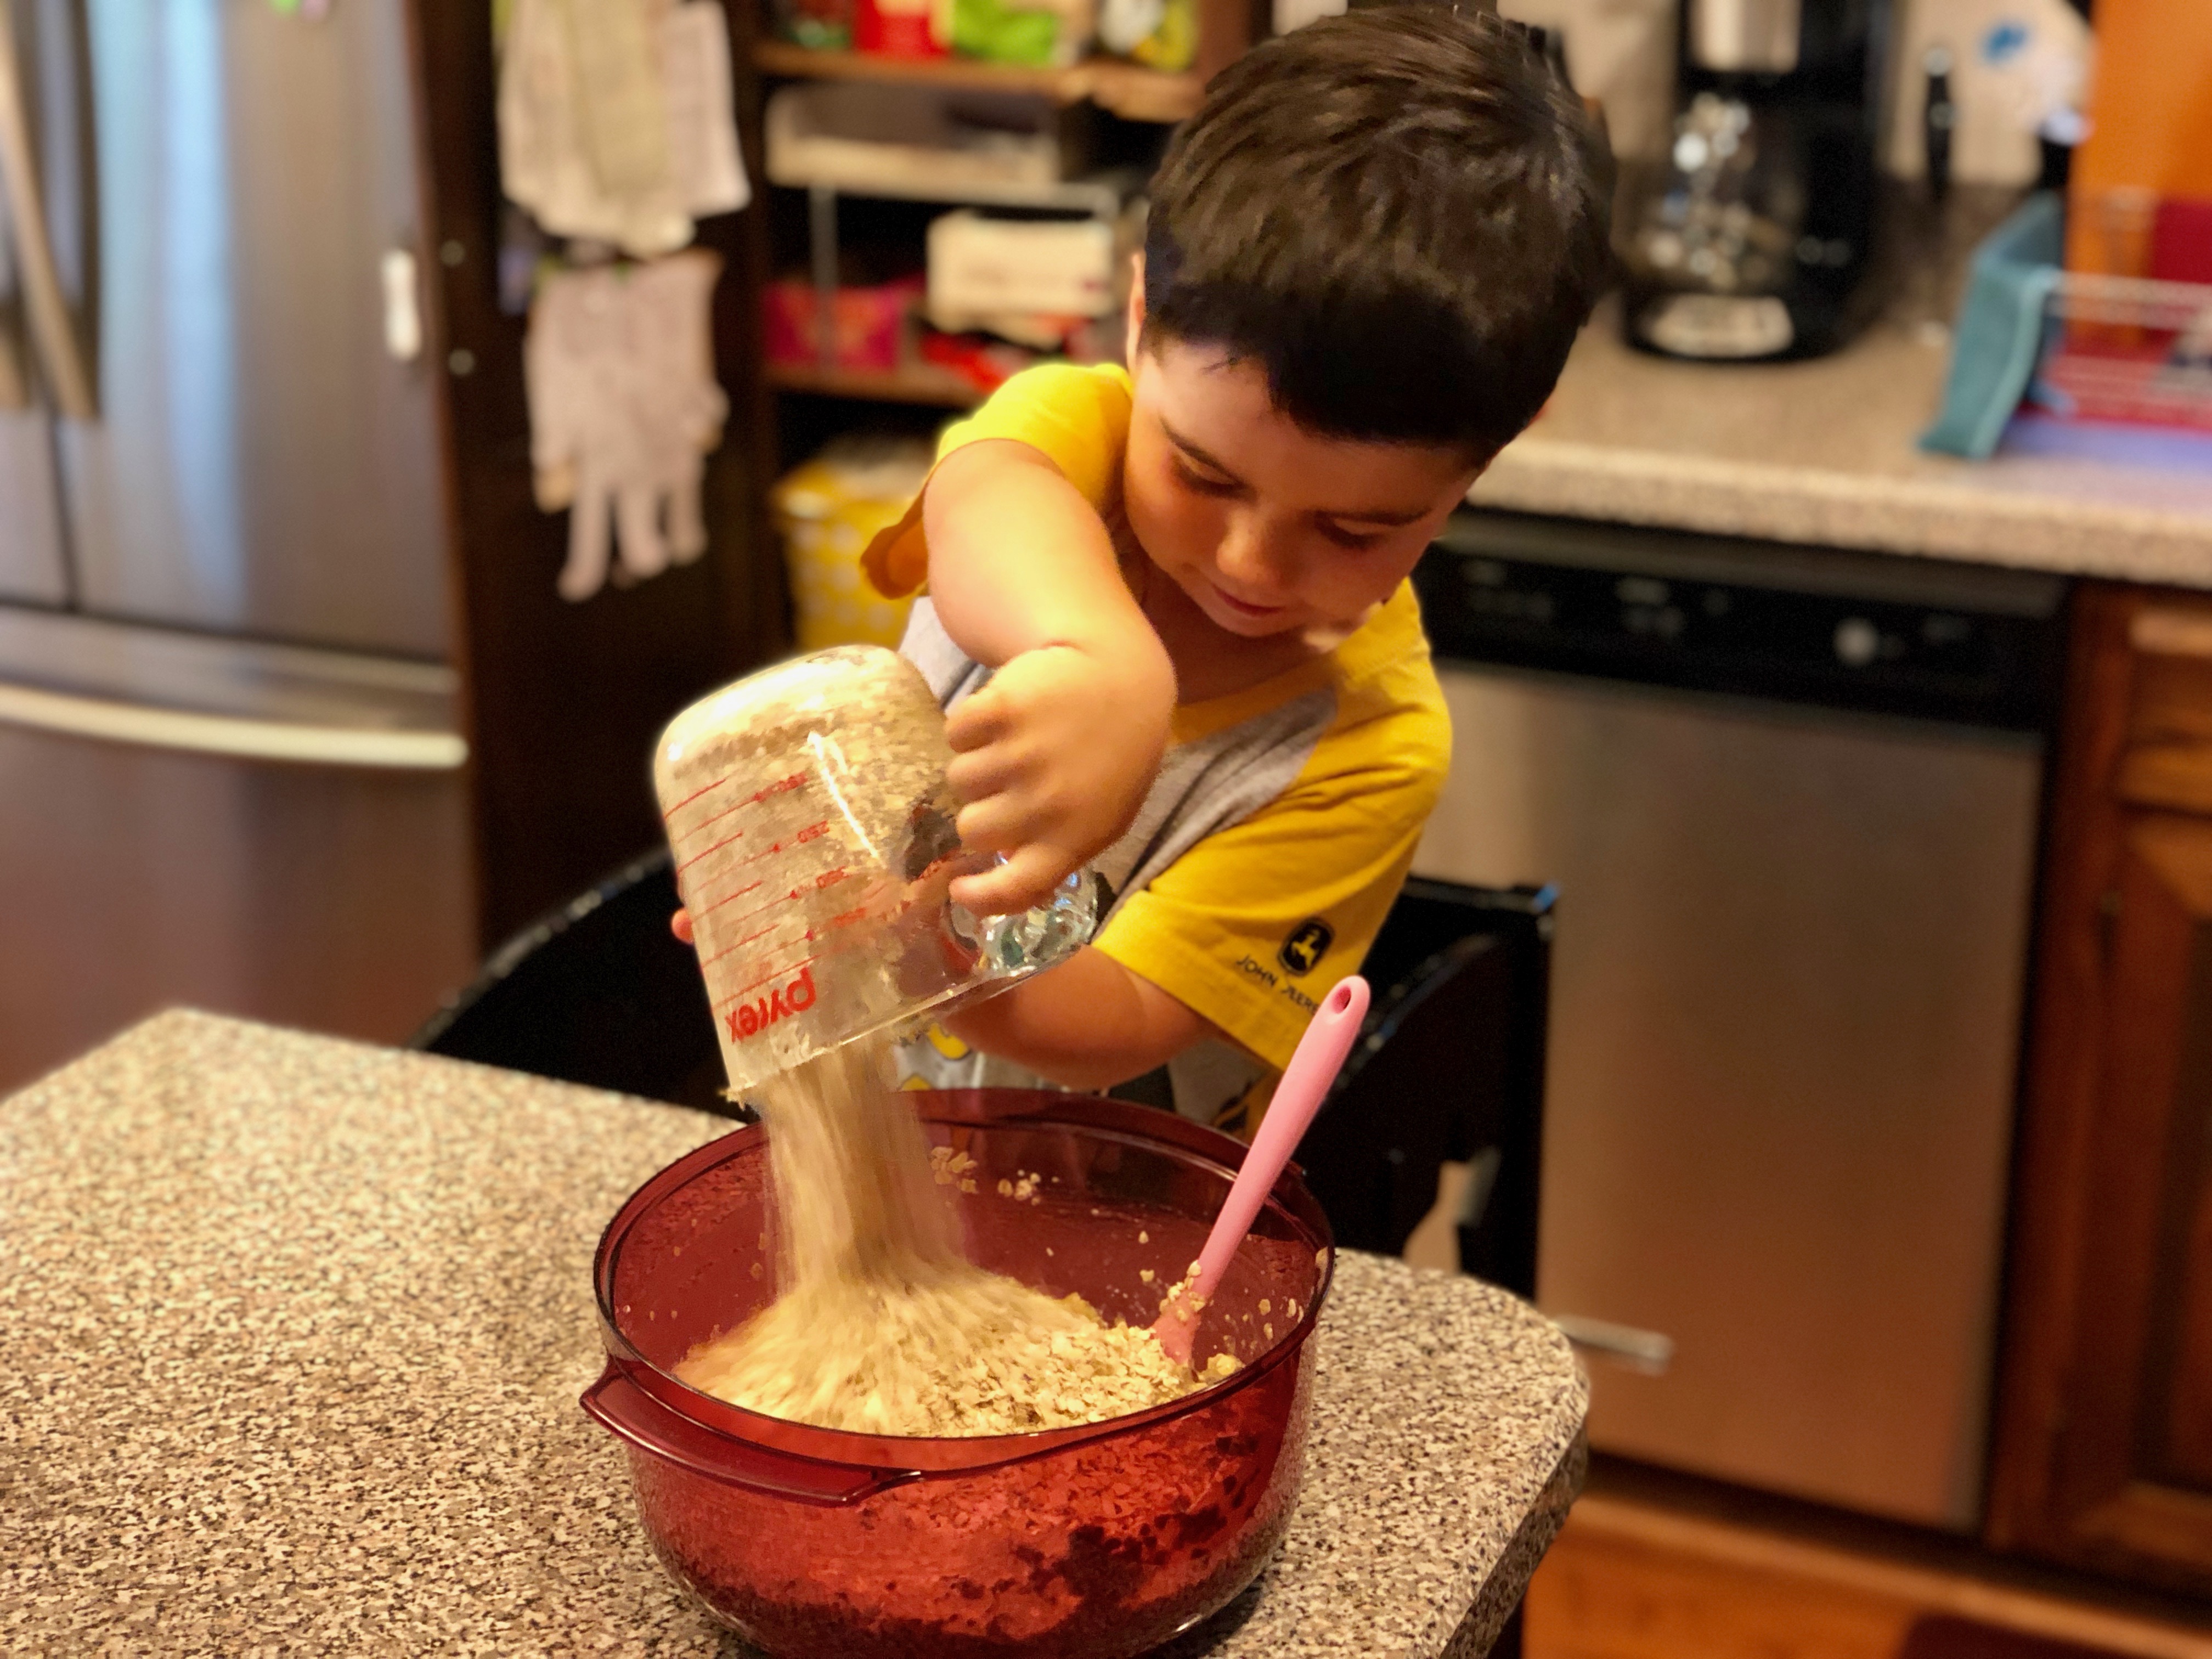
[663,761,926,1041]
[691,865,853,964]
[660,766,808,823]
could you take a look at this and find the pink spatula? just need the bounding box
[1153,975,1370,1367]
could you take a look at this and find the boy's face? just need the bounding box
[1121,296,1486,642]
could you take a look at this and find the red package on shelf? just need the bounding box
[763,276,925,373]
[853,0,946,57]
[917,327,1039,394]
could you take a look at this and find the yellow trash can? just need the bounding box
[771,437,933,651]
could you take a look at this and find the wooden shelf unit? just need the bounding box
[752,41,1203,123]
[765,360,985,408]
[749,17,1240,416]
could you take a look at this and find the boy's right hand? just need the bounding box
[918,436,1177,916]
[943,635,1173,915]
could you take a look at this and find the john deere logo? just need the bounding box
[1278,918,1333,977]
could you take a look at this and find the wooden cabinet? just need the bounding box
[1989,582,2212,1590]
[409,0,785,944]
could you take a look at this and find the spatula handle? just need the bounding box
[1188,976,1368,1306]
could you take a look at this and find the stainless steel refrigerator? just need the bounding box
[0,0,478,1092]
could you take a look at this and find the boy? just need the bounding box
[850,8,1606,1127]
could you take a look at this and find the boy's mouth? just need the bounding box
[1211,585,1285,620]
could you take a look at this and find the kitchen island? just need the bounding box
[1,1011,1585,1658]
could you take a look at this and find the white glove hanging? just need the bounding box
[499,0,749,258]
[525,250,728,602]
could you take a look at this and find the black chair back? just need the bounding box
[410,849,735,1114]
[1295,878,1553,1298]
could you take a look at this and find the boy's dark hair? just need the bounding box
[1142,5,1616,459]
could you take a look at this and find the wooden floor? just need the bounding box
[1525,1493,2212,1659]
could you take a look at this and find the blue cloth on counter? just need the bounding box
[1921,193,2066,461]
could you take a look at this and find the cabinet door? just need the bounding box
[1990,585,2212,1589]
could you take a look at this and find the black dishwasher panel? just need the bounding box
[1417,510,2068,731]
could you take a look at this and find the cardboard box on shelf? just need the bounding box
[927,208,1123,319]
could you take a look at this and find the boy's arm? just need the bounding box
[940,946,1215,1092]
[923,439,1175,917]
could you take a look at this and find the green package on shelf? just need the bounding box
[952,0,1074,66]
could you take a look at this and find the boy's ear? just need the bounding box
[1123,252,1147,368]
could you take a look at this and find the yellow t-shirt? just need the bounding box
[864,362,1137,602]
[865,363,1452,1119]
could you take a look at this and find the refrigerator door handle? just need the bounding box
[381,249,424,363]
[0,15,95,420]
[0,679,467,770]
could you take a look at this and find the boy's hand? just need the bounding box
[941,944,1213,1090]
[919,436,1177,916]
[944,637,1173,914]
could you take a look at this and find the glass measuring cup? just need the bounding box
[654,645,1097,1098]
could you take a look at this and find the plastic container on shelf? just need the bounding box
[2045,189,2212,433]
[770,437,930,651]
[582,1090,1335,1659]
[654,646,1097,1098]
[1923,191,2212,459]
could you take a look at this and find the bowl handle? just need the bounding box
[582,1365,923,1506]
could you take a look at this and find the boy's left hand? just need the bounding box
[944,638,1172,915]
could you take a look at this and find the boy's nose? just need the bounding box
[1215,514,1293,596]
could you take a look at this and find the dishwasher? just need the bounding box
[1412,510,2064,1530]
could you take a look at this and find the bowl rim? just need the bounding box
[592,1088,1336,1479]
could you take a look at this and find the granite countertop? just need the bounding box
[2,1011,1587,1658]
[1476,298,2212,590]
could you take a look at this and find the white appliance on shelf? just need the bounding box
[1412,509,2062,1530]
[0,0,478,1093]
[927,208,1125,323]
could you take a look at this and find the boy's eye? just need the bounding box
[1319,523,1387,550]
[1171,458,1239,497]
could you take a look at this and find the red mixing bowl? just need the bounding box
[583,1089,1335,1659]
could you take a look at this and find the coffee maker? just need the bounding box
[1622,0,1892,362]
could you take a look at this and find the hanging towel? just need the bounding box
[1920,192,2066,460]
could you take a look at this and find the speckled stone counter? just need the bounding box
[1474,301,2212,589]
[2,1011,1585,1658]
